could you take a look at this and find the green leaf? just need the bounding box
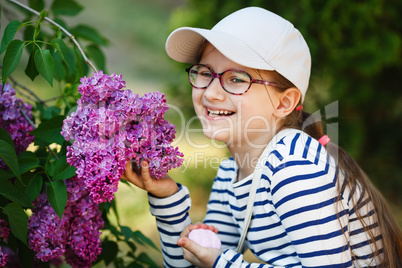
[2,39,24,81]
[25,47,39,81]
[53,51,66,81]
[132,230,159,251]
[29,115,65,145]
[0,140,21,182]
[2,203,28,246]
[23,26,36,52]
[70,25,108,46]
[99,239,118,265]
[34,49,54,86]
[34,10,47,40]
[0,20,22,55]
[86,44,106,72]
[51,0,83,16]
[38,9,47,20]
[74,46,87,79]
[52,156,76,180]
[51,39,75,72]
[0,127,14,147]
[18,152,40,174]
[28,0,45,12]
[121,225,133,241]
[0,180,32,207]
[25,173,43,202]
[36,103,61,121]
[0,169,14,182]
[125,240,137,252]
[50,39,75,72]
[47,180,67,219]
[137,252,159,267]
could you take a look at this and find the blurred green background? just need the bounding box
[3,0,402,266]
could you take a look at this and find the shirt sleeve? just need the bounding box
[148,183,194,268]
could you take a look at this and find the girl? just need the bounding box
[123,7,402,267]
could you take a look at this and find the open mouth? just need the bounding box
[207,108,234,117]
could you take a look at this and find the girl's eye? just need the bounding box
[200,72,213,78]
[231,77,246,83]
[228,76,248,84]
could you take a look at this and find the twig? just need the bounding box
[13,86,37,103]
[18,102,59,160]
[43,96,61,103]
[7,0,98,73]
[7,74,47,106]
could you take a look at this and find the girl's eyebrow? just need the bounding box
[199,63,250,73]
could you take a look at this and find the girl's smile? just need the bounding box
[192,43,281,149]
[205,106,235,118]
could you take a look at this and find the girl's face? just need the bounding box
[192,43,282,149]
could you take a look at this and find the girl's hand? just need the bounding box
[121,160,178,198]
[177,223,223,268]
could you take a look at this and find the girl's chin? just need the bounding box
[201,128,231,143]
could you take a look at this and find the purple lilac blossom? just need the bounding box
[61,71,183,203]
[0,220,10,267]
[0,248,7,268]
[0,83,35,169]
[0,220,9,243]
[28,177,103,267]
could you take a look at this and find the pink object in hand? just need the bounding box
[188,229,222,249]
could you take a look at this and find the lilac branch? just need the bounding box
[7,0,98,73]
[7,74,47,106]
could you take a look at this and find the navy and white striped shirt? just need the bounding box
[148,128,382,267]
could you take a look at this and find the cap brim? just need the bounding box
[166,27,275,71]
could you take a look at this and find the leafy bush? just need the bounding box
[0,0,165,267]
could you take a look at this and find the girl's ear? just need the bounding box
[275,87,301,117]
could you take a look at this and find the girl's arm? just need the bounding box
[148,183,194,268]
[123,160,194,267]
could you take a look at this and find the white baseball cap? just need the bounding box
[165,7,311,102]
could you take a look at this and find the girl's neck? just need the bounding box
[228,134,274,182]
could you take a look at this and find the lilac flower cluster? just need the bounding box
[0,83,34,169]
[0,220,10,267]
[61,71,183,203]
[0,250,7,268]
[28,177,103,267]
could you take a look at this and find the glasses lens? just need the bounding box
[222,70,251,94]
[189,65,212,88]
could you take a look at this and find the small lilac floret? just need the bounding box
[61,71,184,203]
[0,83,35,169]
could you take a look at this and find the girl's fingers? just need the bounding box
[140,160,153,186]
[122,160,144,188]
[178,237,200,254]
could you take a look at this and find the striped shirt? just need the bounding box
[148,128,382,267]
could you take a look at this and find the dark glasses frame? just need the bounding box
[186,64,280,95]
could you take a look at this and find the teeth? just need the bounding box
[207,109,233,116]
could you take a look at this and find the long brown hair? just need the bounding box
[270,70,402,267]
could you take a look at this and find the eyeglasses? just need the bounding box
[186,64,280,95]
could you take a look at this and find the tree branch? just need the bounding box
[7,74,47,106]
[7,0,98,73]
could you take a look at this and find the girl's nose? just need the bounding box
[203,78,225,101]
